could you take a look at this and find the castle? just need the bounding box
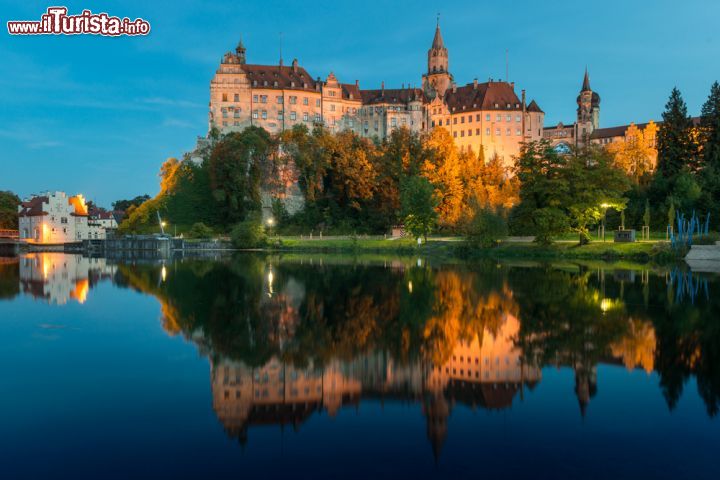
[208,21,545,169]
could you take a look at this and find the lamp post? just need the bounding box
[600,203,610,242]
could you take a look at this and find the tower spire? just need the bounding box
[432,15,445,49]
[581,67,591,92]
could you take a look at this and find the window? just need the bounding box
[348,119,354,127]
[476,114,481,121]
[506,128,511,136]
[329,90,336,97]
[453,131,457,138]
[453,117,457,125]
[431,120,435,127]
[222,108,228,118]
[252,110,258,119]
[277,96,283,104]
[496,128,501,135]
[391,118,397,127]
[468,129,472,136]
[222,93,227,102]
[316,99,321,107]
[234,94,239,102]
[496,114,502,121]
[303,97,309,105]
[261,95,267,103]
[506,114,512,122]
[486,114,490,121]
[234,110,240,118]
[278,111,284,120]
[261,110,267,119]
[222,121,227,126]
[303,112,309,121]
[290,96,297,105]
[290,111,297,121]
[468,115,472,123]
[330,104,335,112]
[461,116,465,124]
[253,95,258,102]
[476,128,480,135]
[460,130,464,137]
[234,121,239,126]
[315,113,321,122]
[516,115,521,122]
[516,128,522,136]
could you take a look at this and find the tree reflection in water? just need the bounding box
[104,255,720,450]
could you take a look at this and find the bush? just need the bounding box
[533,208,569,245]
[187,222,214,239]
[465,209,508,248]
[230,213,267,248]
[694,232,720,245]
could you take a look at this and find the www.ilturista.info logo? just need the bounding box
[7,7,150,36]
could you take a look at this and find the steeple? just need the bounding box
[235,36,246,64]
[581,67,591,92]
[432,15,445,49]
[422,17,452,98]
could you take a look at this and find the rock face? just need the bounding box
[685,243,720,273]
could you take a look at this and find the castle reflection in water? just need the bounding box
[212,314,541,454]
[2,253,716,456]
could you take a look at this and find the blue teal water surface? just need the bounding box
[0,253,718,479]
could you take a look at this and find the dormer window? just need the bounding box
[263,81,268,86]
[253,80,257,86]
[274,81,278,87]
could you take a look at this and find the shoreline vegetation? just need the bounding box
[239,236,678,264]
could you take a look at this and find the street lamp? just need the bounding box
[600,203,610,242]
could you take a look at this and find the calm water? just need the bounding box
[1,253,719,479]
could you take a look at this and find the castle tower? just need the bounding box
[422,19,453,99]
[576,68,600,140]
[235,38,246,64]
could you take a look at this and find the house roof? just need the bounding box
[527,99,544,113]
[242,64,318,91]
[444,81,522,113]
[360,87,424,105]
[341,83,362,101]
[18,196,48,217]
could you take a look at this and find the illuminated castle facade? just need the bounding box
[208,22,545,168]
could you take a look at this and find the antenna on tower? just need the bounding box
[436,12,440,27]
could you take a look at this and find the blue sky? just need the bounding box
[2,0,719,207]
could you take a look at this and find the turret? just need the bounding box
[422,18,453,99]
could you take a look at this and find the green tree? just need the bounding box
[465,207,508,248]
[230,212,267,248]
[656,88,697,178]
[644,199,651,228]
[400,176,438,242]
[700,81,720,172]
[209,126,273,224]
[187,222,214,239]
[112,195,150,212]
[0,191,20,229]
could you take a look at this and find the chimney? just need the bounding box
[473,78,478,89]
[452,83,457,93]
[521,89,526,110]
[381,81,385,95]
[292,58,298,72]
[355,79,359,87]
[511,81,515,89]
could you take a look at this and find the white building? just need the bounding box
[17,191,109,244]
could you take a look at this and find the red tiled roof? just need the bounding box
[527,99,544,113]
[341,83,362,101]
[360,87,424,105]
[590,117,700,140]
[444,81,522,113]
[243,64,318,92]
[18,196,48,217]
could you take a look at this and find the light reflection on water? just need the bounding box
[0,253,719,478]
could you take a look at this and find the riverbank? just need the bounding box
[271,236,677,263]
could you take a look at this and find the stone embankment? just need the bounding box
[685,242,720,272]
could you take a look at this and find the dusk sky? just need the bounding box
[2,0,719,207]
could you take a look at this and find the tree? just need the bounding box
[187,222,214,239]
[700,81,720,172]
[208,126,273,224]
[644,199,651,228]
[230,212,267,248]
[400,176,438,242]
[606,122,657,182]
[465,207,508,248]
[421,128,464,228]
[656,88,697,178]
[0,191,20,229]
[112,195,150,212]
[511,140,570,241]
